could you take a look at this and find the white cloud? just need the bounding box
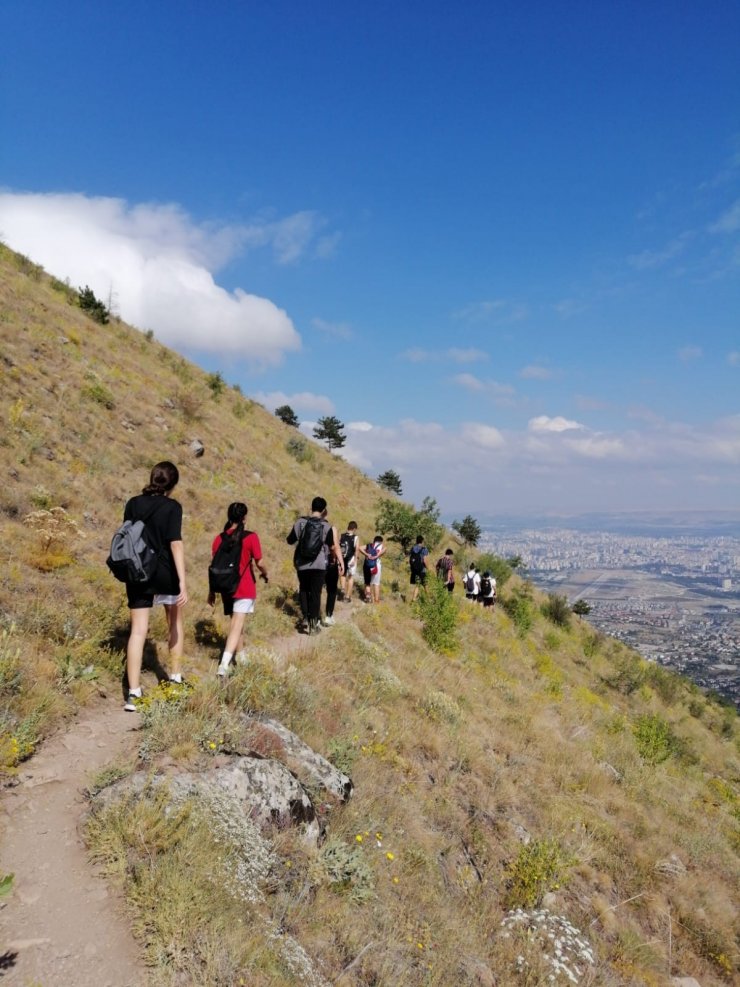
[709,199,740,234]
[453,373,485,392]
[447,347,488,363]
[461,422,505,449]
[254,390,335,414]
[347,421,373,432]
[627,232,692,270]
[400,347,488,363]
[453,374,517,406]
[520,364,553,380]
[678,345,702,362]
[528,415,585,433]
[311,316,353,340]
[452,299,529,324]
[0,191,340,365]
[337,412,740,513]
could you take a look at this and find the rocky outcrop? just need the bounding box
[240,714,353,803]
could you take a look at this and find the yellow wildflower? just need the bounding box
[355,834,363,843]
[386,851,395,861]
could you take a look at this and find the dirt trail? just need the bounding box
[0,595,368,986]
[0,702,144,987]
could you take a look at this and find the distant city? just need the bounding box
[477,513,740,708]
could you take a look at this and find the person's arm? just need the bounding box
[330,526,344,574]
[170,540,188,606]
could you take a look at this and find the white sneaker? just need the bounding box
[322,616,335,626]
[216,664,231,678]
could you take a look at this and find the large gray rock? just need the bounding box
[92,755,320,843]
[241,714,353,803]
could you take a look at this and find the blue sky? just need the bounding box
[2,1,739,517]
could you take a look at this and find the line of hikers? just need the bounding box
[109,463,494,712]
[407,535,496,606]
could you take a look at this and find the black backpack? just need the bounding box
[209,529,250,594]
[297,516,325,564]
[481,576,492,596]
[106,499,165,584]
[409,546,425,575]
[339,531,355,567]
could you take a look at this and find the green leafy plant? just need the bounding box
[542,592,571,628]
[414,574,459,654]
[633,714,679,764]
[502,585,534,636]
[286,435,314,464]
[206,371,226,398]
[78,285,109,324]
[504,838,567,909]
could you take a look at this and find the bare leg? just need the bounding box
[164,603,184,676]
[126,608,151,691]
[224,612,247,656]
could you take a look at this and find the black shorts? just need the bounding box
[126,585,155,610]
[410,571,427,585]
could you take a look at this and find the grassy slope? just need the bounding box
[1,246,738,986]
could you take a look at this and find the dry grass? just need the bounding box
[2,244,739,985]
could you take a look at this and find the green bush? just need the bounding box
[502,585,534,637]
[504,838,567,909]
[78,285,109,323]
[475,552,513,588]
[414,575,459,654]
[206,371,226,398]
[285,436,314,465]
[633,714,678,764]
[541,593,571,628]
[81,374,114,409]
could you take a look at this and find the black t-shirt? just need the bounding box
[123,494,182,592]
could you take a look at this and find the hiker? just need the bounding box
[358,535,385,603]
[408,534,430,602]
[339,521,359,602]
[480,570,496,609]
[121,461,188,711]
[463,564,480,601]
[207,502,268,676]
[322,514,343,626]
[287,497,343,634]
[436,548,455,593]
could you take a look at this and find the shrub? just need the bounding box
[475,552,513,588]
[286,435,314,465]
[633,713,679,764]
[78,285,109,323]
[206,371,226,398]
[502,585,534,636]
[81,374,115,409]
[541,592,571,628]
[414,575,459,654]
[318,838,375,902]
[419,689,462,724]
[504,838,567,909]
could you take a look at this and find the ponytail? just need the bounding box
[142,461,179,496]
[224,501,248,534]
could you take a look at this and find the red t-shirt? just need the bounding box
[211,529,262,599]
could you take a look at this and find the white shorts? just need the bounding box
[346,560,357,577]
[233,598,255,614]
[153,593,179,606]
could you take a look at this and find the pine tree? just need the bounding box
[275,405,300,428]
[377,469,402,495]
[452,514,482,547]
[313,415,346,450]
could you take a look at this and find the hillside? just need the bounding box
[0,244,738,987]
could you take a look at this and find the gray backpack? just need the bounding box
[106,501,164,583]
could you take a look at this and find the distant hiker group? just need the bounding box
[109,462,495,712]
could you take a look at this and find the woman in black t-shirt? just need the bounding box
[122,461,188,710]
